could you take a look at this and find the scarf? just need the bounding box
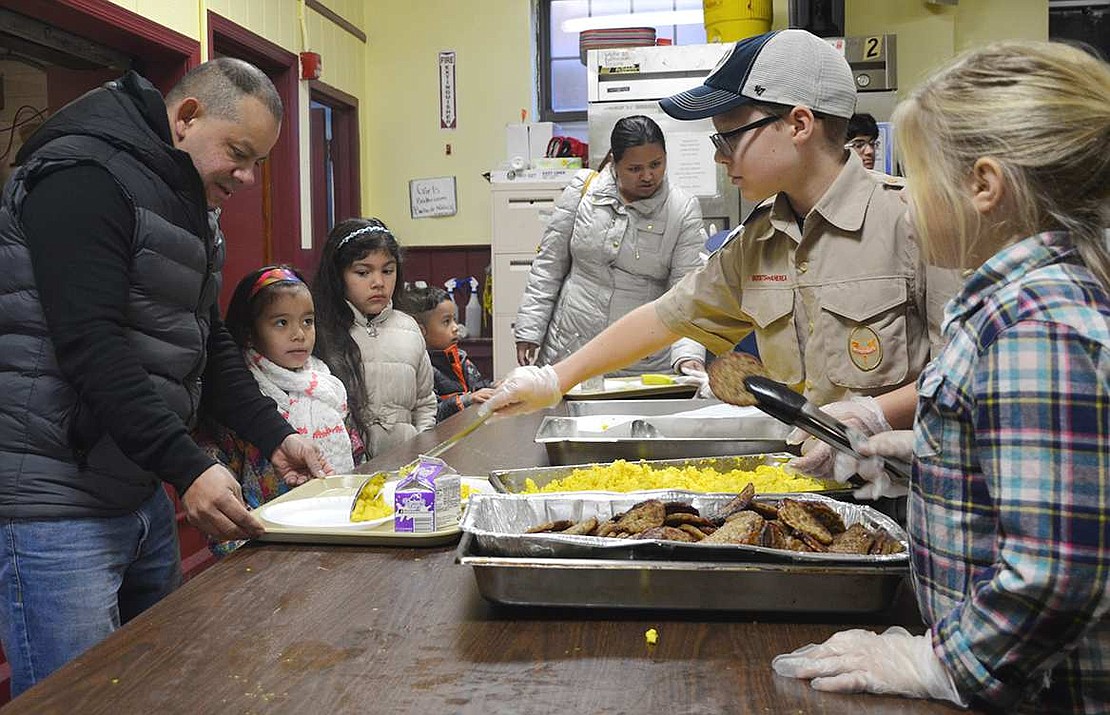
[246,349,355,473]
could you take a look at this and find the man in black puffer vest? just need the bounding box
[0,58,330,697]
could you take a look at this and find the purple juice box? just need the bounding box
[393,455,461,533]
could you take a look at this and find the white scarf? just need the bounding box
[246,349,355,473]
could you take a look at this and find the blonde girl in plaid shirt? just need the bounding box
[774,42,1110,712]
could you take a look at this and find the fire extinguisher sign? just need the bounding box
[439,51,457,129]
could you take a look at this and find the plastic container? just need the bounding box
[702,0,773,43]
[464,287,482,338]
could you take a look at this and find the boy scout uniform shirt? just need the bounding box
[656,155,958,406]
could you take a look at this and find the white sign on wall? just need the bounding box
[409,176,458,218]
[439,51,457,129]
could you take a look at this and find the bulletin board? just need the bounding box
[409,176,458,218]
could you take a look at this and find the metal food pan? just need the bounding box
[564,398,723,417]
[538,400,791,464]
[461,490,908,566]
[491,453,806,494]
[457,532,907,613]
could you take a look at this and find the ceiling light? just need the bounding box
[562,10,704,33]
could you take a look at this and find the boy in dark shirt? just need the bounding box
[400,286,494,421]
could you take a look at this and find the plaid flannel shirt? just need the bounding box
[908,231,1110,712]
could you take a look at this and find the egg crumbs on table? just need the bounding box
[522,460,833,494]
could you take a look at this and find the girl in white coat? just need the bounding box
[313,218,436,459]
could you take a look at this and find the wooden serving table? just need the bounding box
[6,406,971,714]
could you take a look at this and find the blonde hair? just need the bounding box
[894,41,1110,287]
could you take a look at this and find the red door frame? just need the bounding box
[3,0,200,88]
[208,12,303,273]
[307,79,361,272]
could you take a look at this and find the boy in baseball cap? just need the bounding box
[486,30,959,483]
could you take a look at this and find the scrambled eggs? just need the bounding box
[521,459,833,494]
[350,474,393,522]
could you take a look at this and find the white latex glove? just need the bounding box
[772,626,967,707]
[484,365,563,416]
[676,360,716,399]
[852,430,914,500]
[787,396,891,482]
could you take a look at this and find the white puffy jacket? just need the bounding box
[513,168,707,374]
[347,301,436,458]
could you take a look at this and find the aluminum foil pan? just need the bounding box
[462,490,908,565]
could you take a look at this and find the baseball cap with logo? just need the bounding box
[660,29,857,121]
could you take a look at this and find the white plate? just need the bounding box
[380,476,495,508]
[259,495,391,530]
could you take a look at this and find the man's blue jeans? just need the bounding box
[0,487,181,697]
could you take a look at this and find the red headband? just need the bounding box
[249,267,303,299]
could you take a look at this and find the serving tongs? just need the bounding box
[742,376,912,483]
[706,353,911,483]
[349,403,495,519]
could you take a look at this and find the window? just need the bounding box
[537,0,707,123]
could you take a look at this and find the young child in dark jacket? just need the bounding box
[400,286,494,422]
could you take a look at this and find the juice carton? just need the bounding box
[393,456,461,533]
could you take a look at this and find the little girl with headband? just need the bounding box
[312,218,436,458]
[194,265,360,551]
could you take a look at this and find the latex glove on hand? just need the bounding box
[851,430,914,500]
[787,396,891,482]
[772,626,966,707]
[484,364,563,416]
[675,359,715,399]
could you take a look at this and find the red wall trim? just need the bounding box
[309,79,358,108]
[5,0,200,87]
[207,12,304,272]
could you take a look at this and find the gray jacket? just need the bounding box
[513,168,707,374]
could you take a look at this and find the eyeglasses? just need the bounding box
[709,115,782,155]
[845,138,878,151]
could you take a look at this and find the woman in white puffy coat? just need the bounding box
[514,115,708,375]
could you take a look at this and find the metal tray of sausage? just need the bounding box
[461,491,907,566]
[457,533,907,615]
[536,399,791,464]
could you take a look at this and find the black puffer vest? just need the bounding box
[0,72,222,517]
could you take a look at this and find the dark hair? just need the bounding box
[166,57,283,123]
[607,115,666,166]
[397,285,451,323]
[847,112,879,140]
[312,217,405,446]
[224,264,309,349]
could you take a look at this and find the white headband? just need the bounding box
[336,224,390,250]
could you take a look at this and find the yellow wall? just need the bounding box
[104,0,201,40]
[846,0,1048,98]
[362,0,533,248]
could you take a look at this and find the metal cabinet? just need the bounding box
[489,178,572,378]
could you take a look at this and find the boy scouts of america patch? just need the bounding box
[848,326,882,371]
